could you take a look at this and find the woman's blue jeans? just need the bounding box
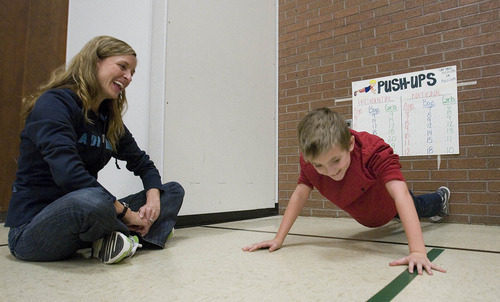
[8,182,184,262]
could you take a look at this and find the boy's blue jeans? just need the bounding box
[409,191,443,218]
[8,182,184,262]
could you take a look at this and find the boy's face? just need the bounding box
[310,136,355,181]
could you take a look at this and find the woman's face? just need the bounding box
[96,54,137,101]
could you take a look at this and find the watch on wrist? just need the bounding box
[117,202,129,219]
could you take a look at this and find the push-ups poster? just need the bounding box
[352,66,459,156]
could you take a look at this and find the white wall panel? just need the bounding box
[163,0,277,214]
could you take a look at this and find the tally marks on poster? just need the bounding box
[352,66,459,157]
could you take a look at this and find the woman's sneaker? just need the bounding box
[92,231,142,264]
[429,186,450,223]
[168,228,174,240]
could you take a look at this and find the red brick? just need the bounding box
[407,12,441,28]
[409,53,445,66]
[333,5,360,19]
[374,2,405,17]
[431,170,468,180]
[402,170,430,180]
[345,11,374,27]
[459,0,483,5]
[444,215,471,224]
[361,15,391,30]
[376,21,406,35]
[480,0,500,10]
[362,34,391,48]
[427,40,462,54]
[464,31,500,47]
[470,193,500,204]
[391,7,422,22]
[423,0,459,15]
[483,87,500,98]
[448,158,487,169]
[334,23,361,37]
[378,59,410,73]
[346,28,375,43]
[457,67,481,81]
[488,182,500,192]
[363,53,392,66]
[296,24,320,38]
[448,182,487,192]
[452,204,488,215]
[408,33,442,48]
[377,41,407,54]
[486,134,500,145]
[320,19,346,32]
[458,134,485,146]
[461,10,499,27]
[464,121,500,135]
[471,215,500,225]
[360,0,390,12]
[309,30,333,43]
[442,4,479,20]
[458,90,483,102]
[469,169,500,181]
[488,205,500,216]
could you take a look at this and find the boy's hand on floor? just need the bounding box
[242,239,283,252]
[389,251,446,275]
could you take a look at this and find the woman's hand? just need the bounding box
[389,251,446,275]
[138,188,161,225]
[122,210,151,237]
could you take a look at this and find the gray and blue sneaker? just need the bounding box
[429,186,450,223]
[92,231,142,264]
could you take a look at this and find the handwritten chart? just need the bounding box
[352,66,459,156]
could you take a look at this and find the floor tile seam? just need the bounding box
[201,225,500,255]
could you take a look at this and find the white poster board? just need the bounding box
[352,66,459,156]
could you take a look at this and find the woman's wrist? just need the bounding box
[114,200,128,219]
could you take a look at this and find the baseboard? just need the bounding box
[0,205,279,227]
[175,204,278,228]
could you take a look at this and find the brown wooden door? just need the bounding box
[0,0,68,217]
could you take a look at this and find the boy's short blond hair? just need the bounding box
[297,108,352,161]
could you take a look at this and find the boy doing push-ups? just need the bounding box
[243,108,449,275]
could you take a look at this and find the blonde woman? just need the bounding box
[6,36,183,264]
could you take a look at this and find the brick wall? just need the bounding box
[278,0,500,225]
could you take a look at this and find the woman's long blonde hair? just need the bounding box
[21,35,137,151]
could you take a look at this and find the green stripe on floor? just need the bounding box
[367,248,445,302]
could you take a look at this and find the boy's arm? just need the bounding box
[243,184,311,252]
[385,180,446,275]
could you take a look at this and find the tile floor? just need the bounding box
[1,216,499,301]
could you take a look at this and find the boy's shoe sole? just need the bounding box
[92,231,133,264]
[429,186,450,223]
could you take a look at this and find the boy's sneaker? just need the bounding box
[92,231,142,264]
[429,186,450,223]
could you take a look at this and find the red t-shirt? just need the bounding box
[298,130,405,227]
